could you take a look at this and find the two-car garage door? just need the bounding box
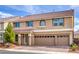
[34,34,69,46]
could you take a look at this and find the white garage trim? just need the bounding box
[69,33,73,45]
[33,29,73,32]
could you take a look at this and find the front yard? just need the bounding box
[0,44,79,53]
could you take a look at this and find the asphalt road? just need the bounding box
[0,50,40,54]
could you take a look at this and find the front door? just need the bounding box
[15,34,18,45]
[21,34,28,46]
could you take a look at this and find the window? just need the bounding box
[40,20,46,26]
[26,21,33,27]
[0,23,4,30]
[15,34,18,42]
[0,34,3,40]
[14,22,20,27]
[52,18,64,26]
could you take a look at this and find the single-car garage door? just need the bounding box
[34,34,55,46]
[55,35,69,46]
[34,34,69,46]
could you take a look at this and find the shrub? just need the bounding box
[70,43,78,51]
[4,22,15,43]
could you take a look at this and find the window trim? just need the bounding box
[26,21,33,27]
[52,18,64,26]
[40,20,46,26]
[14,22,20,28]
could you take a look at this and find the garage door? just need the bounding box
[34,34,69,46]
[55,35,69,46]
[34,34,55,46]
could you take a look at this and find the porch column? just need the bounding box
[18,34,21,45]
[28,33,31,46]
[24,35,27,45]
[31,34,34,46]
[54,35,57,46]
[69,33,73,45]
[28,33,34,46]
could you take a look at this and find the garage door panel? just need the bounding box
[56,35,69,46]
[34,35,55,46]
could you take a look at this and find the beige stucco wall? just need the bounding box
[13,17,74,31]
[64,17,73,29]
[33,20,40,28]
[34,17,73,30]
[2,17,74,30]
[4,22,8,30]
[20,22,26,28]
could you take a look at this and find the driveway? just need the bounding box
[0,46,70,54]
[0,50,38,54]
[14,46,69,52]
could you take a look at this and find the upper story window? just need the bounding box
[52,18,64,26]
[26,21,33,27]
[40,20,46,26]
[14,22,20,27]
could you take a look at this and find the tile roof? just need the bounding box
[0,16,21,22]
[0,9,74,22]
[13,9,74,22]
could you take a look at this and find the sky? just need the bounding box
[0,5,79,31]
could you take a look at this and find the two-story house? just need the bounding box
[0,10,74,46]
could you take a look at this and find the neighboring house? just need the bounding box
[74,31,79,45]
[0,10,74,46]
[0,16,21,43]
[74,30,79,39]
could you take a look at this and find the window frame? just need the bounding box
[52,18,64,26]
[26,21,33,27]
[14,22,20,28]
[40,20,46,26]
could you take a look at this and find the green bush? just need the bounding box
[70,43,78,51]
[4,22,15,43]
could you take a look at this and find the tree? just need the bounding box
[4,22,15,43]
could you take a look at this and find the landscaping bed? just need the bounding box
[0,43,16,48]
[68,42,79,53]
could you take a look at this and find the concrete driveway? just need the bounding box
[0,50,38,54]
[11,46,69,52]
[0,46,70,54]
